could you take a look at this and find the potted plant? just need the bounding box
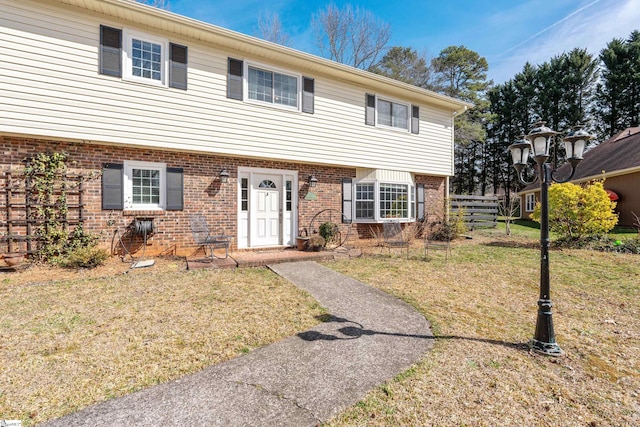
[296,229,309,251]
[1,253,24,267]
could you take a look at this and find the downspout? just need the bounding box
[445,176,450,222]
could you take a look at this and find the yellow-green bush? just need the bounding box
[531,181,618,239]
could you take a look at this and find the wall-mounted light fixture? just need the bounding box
[308,174,318,188]
[219,169,230,184]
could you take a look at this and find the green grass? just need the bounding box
[0,262,324,426]
[496,218,639,241]
[325,235,640,426]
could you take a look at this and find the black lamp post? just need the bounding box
[508,122,594,356]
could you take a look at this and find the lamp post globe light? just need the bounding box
[508,122,594,356]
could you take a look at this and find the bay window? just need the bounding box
[354,181,415,222]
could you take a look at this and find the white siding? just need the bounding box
[356,169,413,183]
[0,0,455,176]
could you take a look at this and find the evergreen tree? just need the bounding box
[369,46,434,89]
[561,48,599,129]
[595,31,640,138]
[432,46,491,195]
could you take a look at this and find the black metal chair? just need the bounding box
[381,221,409,258]
[424,216,452,262]
[189,214,231,260]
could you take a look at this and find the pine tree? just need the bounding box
[432,46,491,195]
[595,31,640,138]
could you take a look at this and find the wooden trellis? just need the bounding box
[0,171,86,255]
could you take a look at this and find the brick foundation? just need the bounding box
[1,136,446,256]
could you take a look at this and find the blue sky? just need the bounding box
[166,0,640,84]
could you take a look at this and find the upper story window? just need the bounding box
[99,25,188,90]
[365,94,419,134]
[130,38,163,82]
[123,31,167,86]
[247,64,299,109]
[227,58,314,113]
[377,99,409,130]
[248,67,298,108]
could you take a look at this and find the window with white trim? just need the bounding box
[286,180,293,211]
[379,183,409,219]
[377,99,409,130]
[354,181,415,222]
[123,161,166,210]
[525,193,536,212]
[123,30,167,86]
[365,94,417,132]
[355,184,375,219]
[99,26,188,89]
[241,178,249,211]
[247,64,299,109]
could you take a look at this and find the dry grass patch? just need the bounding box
[326,233,639,426]
[0,258,324,425]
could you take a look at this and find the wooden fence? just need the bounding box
[450,195,499,230]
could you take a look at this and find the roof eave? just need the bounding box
[56,0,472,113]
[516,165,640,195]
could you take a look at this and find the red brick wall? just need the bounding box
[1,136,446,255]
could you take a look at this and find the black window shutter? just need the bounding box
[102,163,124,209]
[342,178,353,223]
[99,25,122,77]
[302,77,314,114]
[227,58,243,100]
[365,94,376,126]
[169,43,188,90]
[166,167,184,211]
[416,183,425,221]
[411,105,420,134]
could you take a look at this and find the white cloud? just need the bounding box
[489,0,640,83]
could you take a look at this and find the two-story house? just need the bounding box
[0,0,471,256]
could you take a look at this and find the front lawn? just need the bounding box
[1,230,638,426]
[0,259,324,425]
[327,231,639,426]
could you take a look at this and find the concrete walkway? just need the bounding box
[44,261,434,426]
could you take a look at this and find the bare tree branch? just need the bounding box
[311,4,390,70]
[255,11,293,47]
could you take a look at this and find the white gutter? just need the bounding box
[55,0,473,113]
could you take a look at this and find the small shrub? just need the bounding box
[554,235,640,254]
[58,246,110,269]
[308,234,326,251]
[318,222,339,243]
[531,181,618,240]
[430,210,467,241]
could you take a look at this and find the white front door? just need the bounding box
[253,176,281,246]
[237,168,297,249]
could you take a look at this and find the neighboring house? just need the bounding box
[518,127,640,227]
[0,0,471,256]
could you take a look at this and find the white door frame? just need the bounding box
[237,167,298,249]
